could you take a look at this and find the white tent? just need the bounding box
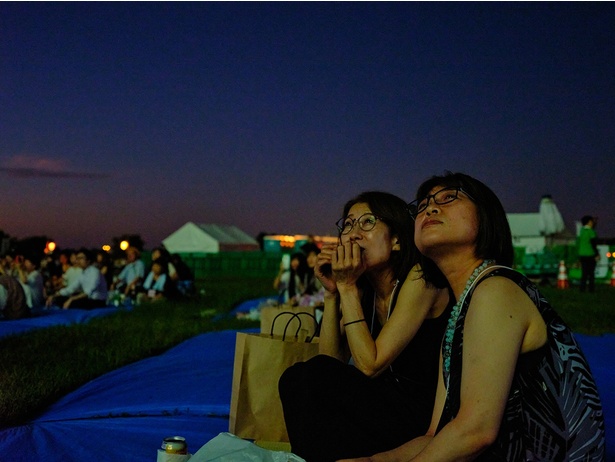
[162,222,260,254]
[507,213,575,254]
[507,213,547,253]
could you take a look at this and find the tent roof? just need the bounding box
[507,213,542,237]
[162,222,259,253]
[193,223,258,246]
[507,213,575,241]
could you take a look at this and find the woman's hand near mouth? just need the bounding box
[315,243,338,294]
[332,240,366,288]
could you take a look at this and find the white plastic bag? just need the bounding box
[189,432,305,462]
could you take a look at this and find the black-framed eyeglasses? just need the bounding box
[407,187,475,220]
[336,213,381,235]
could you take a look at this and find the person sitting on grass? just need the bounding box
[55,249,83,293]
[15,253,46,309]
[278,191,452,462]
[46,248,108,310]
[170,253,195,297]
[111,246,145,299]
[341,172,605,462]
[273,252,308,305]
[137,258,176,303]
[0,274,29,320]
[95,249,114,290]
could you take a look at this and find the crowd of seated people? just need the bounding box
[46,248,108,309]
[0,245,195,319]
[133,247,195,303]
[0,252,46,314]
[149,246,195,297]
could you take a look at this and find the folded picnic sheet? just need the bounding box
[0,329,613,461]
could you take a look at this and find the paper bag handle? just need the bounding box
[271,311,318,342]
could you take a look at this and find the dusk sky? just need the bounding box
[1,2,614,249]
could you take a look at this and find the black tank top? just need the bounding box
[364,286,453,392]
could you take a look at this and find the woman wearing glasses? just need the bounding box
[342,173,604,461]
[279,191,453,462]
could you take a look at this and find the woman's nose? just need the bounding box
[346,223,363,240]
[425,202,440,216]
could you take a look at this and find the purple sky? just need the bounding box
[1,2,614,249]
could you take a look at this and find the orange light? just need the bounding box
[120,240,129,251]
[45,241,56,254]
[102,244,111,252]
[279,235,296,248]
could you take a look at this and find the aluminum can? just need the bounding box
[161,436,188,454]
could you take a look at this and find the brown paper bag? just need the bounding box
[260,305,319,339]
[229,328,319,442]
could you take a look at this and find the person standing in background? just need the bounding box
[578,215,599,292]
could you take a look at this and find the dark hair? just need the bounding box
[287,252,308,297]
[152,246,171,259]
[96,249,111,262]
[342,191,415,282]
[24,253,42,268]
[151,259,168,274]
[413,172,514,281]
[300,242,320,256]
[171,253,193,280]
[290,252,308,271]
[77,247,94,263]
[59,249,73,259]
[581,215,594,226]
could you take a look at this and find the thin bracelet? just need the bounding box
[343,318,366,327]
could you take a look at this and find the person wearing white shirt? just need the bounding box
[53,250,83,294]
[47,248,108,309]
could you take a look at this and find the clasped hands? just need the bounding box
[314,242,367,293]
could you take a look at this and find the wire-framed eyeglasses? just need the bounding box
[336,213,381,235]
[407,187,475,220]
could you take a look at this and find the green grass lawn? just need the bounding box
[537,284,615,335]
[0,277,613,428]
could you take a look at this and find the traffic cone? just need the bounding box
[611,261,615,287]
[557,260,569,289]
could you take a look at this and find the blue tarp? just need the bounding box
[0,329,249,461]
[0,306,119,340]
[0,314,613,460]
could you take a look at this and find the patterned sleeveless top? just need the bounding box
[437,267,605,461]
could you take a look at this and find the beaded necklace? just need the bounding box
[443,259,496,384]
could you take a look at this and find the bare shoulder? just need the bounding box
[468,273,547,352]
[469,274,537,319]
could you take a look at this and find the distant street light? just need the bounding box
[45,241,56,254]
[102,244,111,252]
[120,240,129,251]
